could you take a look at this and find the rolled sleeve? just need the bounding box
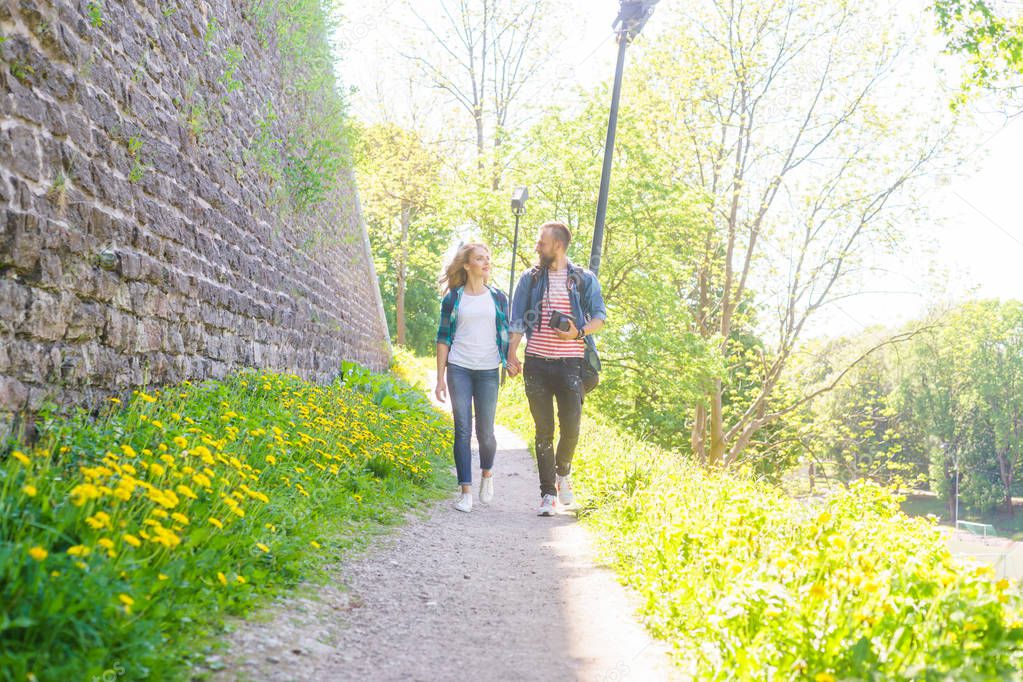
[584,272,607,321]
[436,292,454,345]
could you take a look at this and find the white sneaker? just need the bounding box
[537,494,557,516]
[557,474,575,506]
[479,476,494,504]
[454,493,473,513]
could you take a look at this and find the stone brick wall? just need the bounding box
[0,1,391,437]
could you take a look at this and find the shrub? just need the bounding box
[498,381,1023,680]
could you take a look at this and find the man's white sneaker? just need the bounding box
[537,494,557,516]
[557,474,575,506]
[454,493,473,513]
[479,476,494,504]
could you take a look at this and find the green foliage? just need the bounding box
[126,136,145,184]
[496,380,1023,680]
[86,2,103,28]
[933,0,1023,107]
[0,369,449,680]
[244,0,354,214]
[899,300,1023,515]
[353,122,447,353]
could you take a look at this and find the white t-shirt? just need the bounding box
[448,291,501,370]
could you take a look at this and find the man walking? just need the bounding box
[507,222,607,516]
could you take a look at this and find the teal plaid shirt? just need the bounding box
[436,285,510,367]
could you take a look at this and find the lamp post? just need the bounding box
[509,186,529,300]
[589,0,660,277]
[504,186,529,383]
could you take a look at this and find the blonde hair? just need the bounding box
[439,243,490,294]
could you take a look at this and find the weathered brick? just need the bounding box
[0,1,389,439]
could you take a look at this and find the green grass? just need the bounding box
[0,365,451,681]
[494,376,1023,679]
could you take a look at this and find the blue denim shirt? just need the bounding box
[509,261,607,356]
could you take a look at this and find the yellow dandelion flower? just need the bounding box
[151,420,164,429]
[28,546,48,561]
[150,463,166,478]
[12,450,31,466]
[108,397,121,404]
[310,541,321,549]
[175,484,198,500]
[217,572,228,586]
[256,542,270,553]
[98,538,115,550]
[809,583,827,599]
[139,392,157,403]
[814,674,836,682]
[120,444,137,458]
[160,454,175,466]
[228,506,245,517]
[816,511,832,525]
[123,534,141,548]
[67,545,91,557]
[158,573,169,581]
[208,517,224,529]
[151,508,169,519]
[171,512,189,526]
[236,575,247,584]
[21,484,37,497]
[119,593,134,613]
[171,412,182,421]
[173,436,188,449]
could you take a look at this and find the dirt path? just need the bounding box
[213,421,680,681]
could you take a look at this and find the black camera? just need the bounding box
[548,310,572,333]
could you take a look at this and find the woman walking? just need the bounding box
[435,243,510,513]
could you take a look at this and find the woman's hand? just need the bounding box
[506,356,522,377]
[435,379,448,403]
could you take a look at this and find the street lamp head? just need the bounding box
[613,0,659,43]
[511,186,529,215]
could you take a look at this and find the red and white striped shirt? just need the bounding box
[525,267,585,359]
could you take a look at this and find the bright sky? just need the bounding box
[335,1,1023,339]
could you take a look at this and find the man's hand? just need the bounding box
[507,355,522,377]
[556,319,580,341]
[435,378,448,403]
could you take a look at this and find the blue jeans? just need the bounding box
[446,363,499,486]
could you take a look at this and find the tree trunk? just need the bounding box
[395,203,411,347]
[692,403,707,464]
[708,381,726,466]
[997,447,1013,516]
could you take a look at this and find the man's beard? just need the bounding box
[538,252,555,267]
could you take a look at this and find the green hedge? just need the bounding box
[497,381,1023,680]
[0,365,450,681]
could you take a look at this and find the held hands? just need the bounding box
[435,379,448,403]
[506,355,522,378]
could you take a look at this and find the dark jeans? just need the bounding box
[523,355,583,497]
[446,363,499,486]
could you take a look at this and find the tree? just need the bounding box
[624,0,956,466]
[399,0,561,187]
[353,122,445,350]
[933,0,1023,109]
[898,301,1023,516]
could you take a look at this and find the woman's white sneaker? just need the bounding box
[454,492,473,513]
[479,476,494,504]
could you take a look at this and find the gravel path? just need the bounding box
[212,422,681,681]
